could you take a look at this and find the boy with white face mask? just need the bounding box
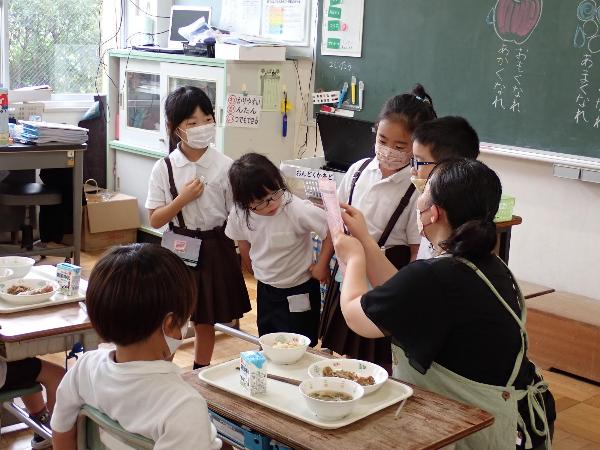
[410,116,480,259]
[51,244,222,450]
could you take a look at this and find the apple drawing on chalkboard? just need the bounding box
[487,0,543,44]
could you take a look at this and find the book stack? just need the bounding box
[16,121,88,145]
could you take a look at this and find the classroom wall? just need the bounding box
[480,153,600,301]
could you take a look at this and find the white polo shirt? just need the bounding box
[225,195,328,289]
[338,158,420,247]
[417,236,435,260]
[51,349,221,450]
[146,144,232,230]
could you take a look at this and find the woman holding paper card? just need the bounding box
[319,84,437,368]
[225,153,331,346]
[334,159,555,450]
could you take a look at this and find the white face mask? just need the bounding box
[179,123,215,149]
[162,318,189,356]
[375,143,411,171]
[410,176,427,193]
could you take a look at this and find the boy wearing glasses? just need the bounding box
[225,153,331,346]
[410,116,480,259]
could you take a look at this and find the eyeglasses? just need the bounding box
[410,156,436,171]
[250,189,285,211]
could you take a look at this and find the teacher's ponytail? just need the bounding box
[428,159,502,259]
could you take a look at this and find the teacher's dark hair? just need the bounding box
[428,159,501,259]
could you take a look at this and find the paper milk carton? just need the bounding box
[240,351,267,395]
[56,263,81,296]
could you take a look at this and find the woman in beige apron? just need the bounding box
[333,159,555,450]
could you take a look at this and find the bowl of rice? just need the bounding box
[259,332,310,364]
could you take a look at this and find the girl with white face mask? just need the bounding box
[146,86,251,371]
[318,84,437,371]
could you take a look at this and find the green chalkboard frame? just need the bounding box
[315,0,600,160]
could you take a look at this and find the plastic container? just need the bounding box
[494,194,515,223]
[0,87,9,145]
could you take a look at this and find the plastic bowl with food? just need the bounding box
[307,359,389,395]
[0,256,35,279]
[259,332,310,365]
[0,268,14,282]
[0,278,58,305]
[299,377,364,420]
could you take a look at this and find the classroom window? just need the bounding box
[3,0,102,93]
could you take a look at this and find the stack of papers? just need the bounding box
[16,121,88,145]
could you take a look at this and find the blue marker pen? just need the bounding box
[338,82,348,108]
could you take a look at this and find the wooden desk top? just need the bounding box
[0,303,92,342]
[518,280,555,300]
[0,143,86,153]
[183,369,494,450]
[495,215,522,229]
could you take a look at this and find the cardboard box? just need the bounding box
[82,191,140,251]
[215,43,286,61]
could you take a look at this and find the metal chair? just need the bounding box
[0,384,52,441]
[76,405,154,450]
[0,183,62,250]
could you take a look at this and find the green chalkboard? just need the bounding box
[315,0,600,159]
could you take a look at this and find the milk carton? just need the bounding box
[240,351,267,395]
[56,263,81,296]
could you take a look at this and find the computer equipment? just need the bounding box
[317,113,376,173]
[168,6,211,49]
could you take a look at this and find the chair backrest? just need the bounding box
[76,405,154,450]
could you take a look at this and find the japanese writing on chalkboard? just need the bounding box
[226,94,263,128]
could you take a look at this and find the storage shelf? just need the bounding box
[109,49,226,68]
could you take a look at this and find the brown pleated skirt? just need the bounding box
[190,227,251,325]
[318,245,411,365]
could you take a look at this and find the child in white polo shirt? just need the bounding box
[225,153,331,346]
[51,244,222,450]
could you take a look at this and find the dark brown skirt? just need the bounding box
[318,245,411,365]
[190,227,251,325]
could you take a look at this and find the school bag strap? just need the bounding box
[377,183,416,248]
[348,157,373,205]
[163,157,187,229]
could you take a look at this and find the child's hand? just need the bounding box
[310,262,331,284]
[179,178,204,205]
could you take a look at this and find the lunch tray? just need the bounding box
[198,352,413,429]
[0,265,86,313]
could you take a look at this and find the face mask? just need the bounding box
[162,318,189,356]
[179,123,215,149]
[375,143,411,171]
[410,176,427,193]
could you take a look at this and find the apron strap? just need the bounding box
[454,256,527,387]
[515,378,552,449]
[163,157,186,229]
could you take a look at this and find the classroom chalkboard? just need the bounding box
[315,0,600,159]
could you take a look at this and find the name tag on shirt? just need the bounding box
[287,293,311,313]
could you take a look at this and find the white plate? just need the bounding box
[198,352,413,429]
[0,278,58,305]
[307,359,389,395]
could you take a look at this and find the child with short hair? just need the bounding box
[410,116,480,259]
[51,244,222,450]
[319,84,437,368]
[225,153,331,346]
[146,86,251,369]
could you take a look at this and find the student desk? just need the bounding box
[0,303,99,362]
[0,143,86,265]
[495,215,522,264]
[183,364,494,449]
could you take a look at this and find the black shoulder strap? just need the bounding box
[163,157,186,229]
[377,184,416,247]
[348,158,373,205]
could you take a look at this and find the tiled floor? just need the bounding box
[1,252,600,449]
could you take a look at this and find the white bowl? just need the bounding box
[307,359,389,395]
[259,332,310,365]
[299,377,364,420]
[0,268,14,282]
[0,278,58,305]
[0,256,35,279]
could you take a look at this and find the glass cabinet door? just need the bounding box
[168,77,217,108]
[126,72,160,131]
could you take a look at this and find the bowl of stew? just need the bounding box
[299,377,364,420]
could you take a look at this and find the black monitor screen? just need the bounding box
[170,9,211,42]
[317,113,376,171]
